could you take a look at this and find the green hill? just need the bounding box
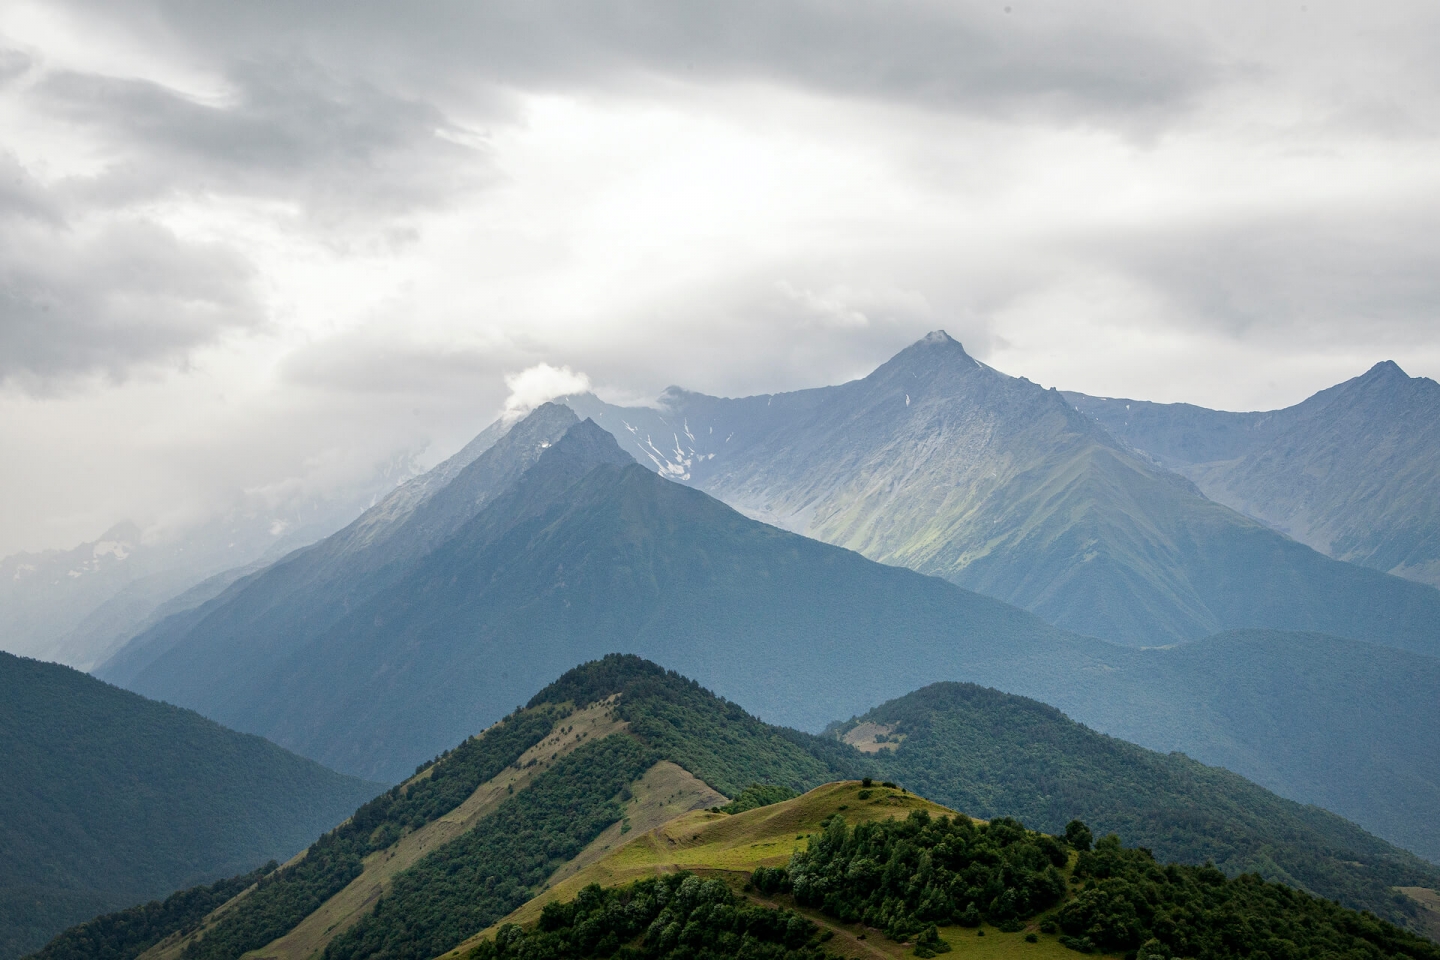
[838,680,1439,922]
[458,784,1440,960]
[37,656,1440,960]
[0,651,379,960]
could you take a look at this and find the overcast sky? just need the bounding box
[3,1,1439,556]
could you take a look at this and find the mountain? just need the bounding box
[1065,360,1440,589]
[100,409,1104,781]
[95,408,1440,861]
[0,651,379,960]
[36,656,1440,960]
[560,331,1440,653]
[0,454,417,670]
[98,405,570,693]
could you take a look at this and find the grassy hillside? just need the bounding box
[40,656,1440,960]
[453,781,1440,960]
[0,652,379,960]
[1067,360,1440,588]
[566,332,1440,653]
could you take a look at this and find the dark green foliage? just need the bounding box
[912,924,952,958]
[174,708,556,960]
[1055,835,1440,959]
[1065,821,1092,853]
[464,874,832,960]
[531,656,846,797]
[324,735,657,960]
[721,785,800,815]
[852,681,1440,929]
[0,652,378,960]
[783,810,1068,940]
[23,864,272,960]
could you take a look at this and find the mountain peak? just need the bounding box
[873,329,980,382]
[1361,359,1408,381]
[902,329,974,360]
[519,417,637,492]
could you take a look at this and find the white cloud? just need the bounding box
[2,0,1440,554]
[502,363,592,420]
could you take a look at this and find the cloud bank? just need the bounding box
[1,0,1438,554]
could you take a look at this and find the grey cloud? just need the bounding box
[0,46,32,85]
[0,211,261,387]
[279,328,518,397]
[36,57,487,226]
[1094,206,1440,345]
[0,153,62,225]
[55,1,1223,126]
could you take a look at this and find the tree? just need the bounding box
[1065,819,1093,852]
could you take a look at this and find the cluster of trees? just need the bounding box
[1056,836,1440,959]
[465,874,833,960]
[175,707,559,960]
[323,735,658,960]
[752,809,1069,945]
[717,784,798,815]
[25,864,274,960]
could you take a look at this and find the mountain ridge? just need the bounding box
[561,331,1440,653]
[1066,360,1440,588]
[95,406,1440,861]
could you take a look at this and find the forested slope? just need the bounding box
[0,653,378,960]
[32,657,1440,960]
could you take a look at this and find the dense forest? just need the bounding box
[1057,835,1440,958]
[759,809,1069,936]
[845,680,1440,927]
[465,874,833,960]
[759,811,1440,959]
[0,652,377,960]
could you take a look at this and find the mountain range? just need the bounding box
[31,656,1440,960]
[92,403,1440,864]
[0,651,378,960]
[0,459,415,671]
[561,331,1440,653]
[1065,359,1440,589]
